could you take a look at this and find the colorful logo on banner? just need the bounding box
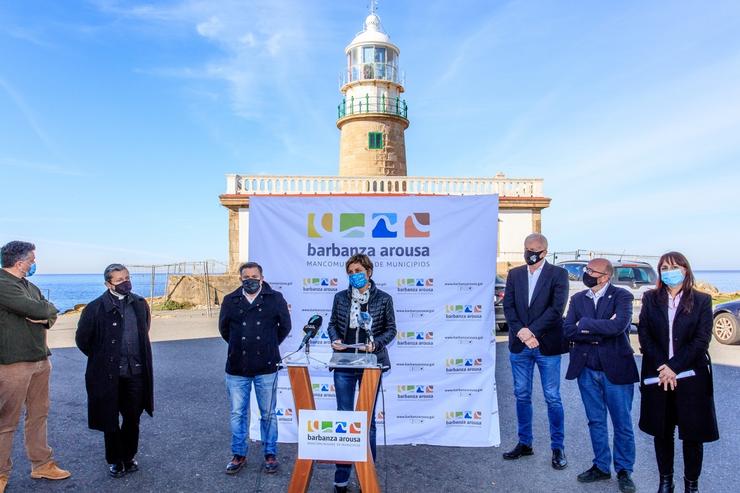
[375,411,385,425]
[276,408,294,422]
[307,212,430,238]
[397,385,434,400]
[445,358,484,373]
[303,278,339,293]
[397,331,434,347]
[311,383,337,399]
[445,304,483,320]
[306,420,363,434]
[445,411,483,427]
[396,278,434,294]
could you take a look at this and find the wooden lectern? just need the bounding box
[285,351,382,493]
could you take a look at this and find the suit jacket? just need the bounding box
[637,289,718,442]
[563,284,638,385]
[503,262,569,356]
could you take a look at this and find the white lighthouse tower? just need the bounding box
[337,3,409,176]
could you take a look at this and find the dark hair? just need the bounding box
[239,261,263,276]
[104,263,128,282]
[656,251,695,312]
[345,254,373,276]
[1,241,35,268]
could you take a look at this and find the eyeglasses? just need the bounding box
[584,267,607,276]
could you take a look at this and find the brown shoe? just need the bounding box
[30,461,71,480]
[1,474,8,493]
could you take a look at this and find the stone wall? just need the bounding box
[166,274,241,306]
[338,115,407,176]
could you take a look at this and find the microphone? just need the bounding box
[358,309,374,344]
[298,314,323,350]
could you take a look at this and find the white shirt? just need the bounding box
[667,292,682,359]
[585,282,610,309]
[527,261,546,306]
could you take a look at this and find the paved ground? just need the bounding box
[5,336,739,493]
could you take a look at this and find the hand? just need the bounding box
[524,336,540,349]
[657,364,677,391]
[331,340,345,351]
[365,342,375,353]
[517,327,534,342]
[26,318,48,324]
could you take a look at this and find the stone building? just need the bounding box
[219,7,550,275]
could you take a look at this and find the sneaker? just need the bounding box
[264,454,279,474]
[109,463,125,478]
[225,455,246,475]
[30,461,72,480]
[577,465,611,483]
[617,470,637,493]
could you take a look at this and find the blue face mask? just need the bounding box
[349,272,367,289]
[661,269,684,288]
[26,262,36,277]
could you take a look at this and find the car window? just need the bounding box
[613,266,657,285]
[562,264,585,281]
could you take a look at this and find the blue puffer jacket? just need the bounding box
[327,280,397,370]
[218,282,291,376]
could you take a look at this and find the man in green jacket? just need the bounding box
[0,241,71,493]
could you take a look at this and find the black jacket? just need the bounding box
[218,282,291,377]
[637,289,718,442]
[76,292,154,432]
[327,280,397,370]
[564,284,639,385]
[503,262,569,355]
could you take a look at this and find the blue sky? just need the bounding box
[1,0,738,273]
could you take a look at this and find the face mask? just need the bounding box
[113,280,132,296]
[25,262,36,277]
[661,269,685,288]
[349,272,367,289]
[524,249,544,266]
[582,272,599,288]
[242,278,261,295]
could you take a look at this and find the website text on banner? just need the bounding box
[247,195,500,447]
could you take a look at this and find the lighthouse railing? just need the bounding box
[337,96,408,120]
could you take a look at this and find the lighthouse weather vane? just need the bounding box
[369,0,378,15]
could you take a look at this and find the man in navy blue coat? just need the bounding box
[564,258,638,493]
[502,233,569,470]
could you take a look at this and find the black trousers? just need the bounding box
[653,390,703,481]
[104,373,145,465]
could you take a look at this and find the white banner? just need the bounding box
[298,410,368,461]
[248,195,500,447]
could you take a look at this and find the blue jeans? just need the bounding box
[333,369,378,487]
[510,347,565,450]
[577,367,635,473]
[225,372,278,457]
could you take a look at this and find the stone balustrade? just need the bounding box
[225,174,544,197]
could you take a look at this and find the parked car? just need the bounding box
[556,260,658,326]
[495,275,507,331]
[712,300,740,345]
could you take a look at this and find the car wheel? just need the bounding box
[713,313,740,345]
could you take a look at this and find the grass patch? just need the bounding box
[154,299,194,311]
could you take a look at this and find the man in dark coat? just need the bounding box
[564,258,638,493]
[76,263,153,478]
[502,233,569,470]
[218,261,291,475]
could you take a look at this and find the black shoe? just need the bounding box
[577,465,611,483]
[684,477,698,493]
[225,455,246,475]
[658,474,675,493]
[334,486,348,493]
[617,470,636,493]
[502,443,533,460]
[264,454,279,474]
[108,463,125,478]
[551,449,568,470]
[124,459,139,473]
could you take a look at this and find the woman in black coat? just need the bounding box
[76,264,154,478]
[638,252,718,493]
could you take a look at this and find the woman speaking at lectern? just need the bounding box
[328,254,397,493]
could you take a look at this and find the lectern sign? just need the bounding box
[298,410,368,462]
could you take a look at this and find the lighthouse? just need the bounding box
[337,4,408,176]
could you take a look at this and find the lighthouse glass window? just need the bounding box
[368,132,383,150]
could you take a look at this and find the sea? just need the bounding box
[25,270,740,314]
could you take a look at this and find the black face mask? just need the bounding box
[582,272,600,288]
[113,280,132,296]
[242,278,261,295]
[524,249,544,266]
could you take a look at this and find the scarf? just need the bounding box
[349,287,370,329]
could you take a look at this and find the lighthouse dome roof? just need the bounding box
[345,13,399,53]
